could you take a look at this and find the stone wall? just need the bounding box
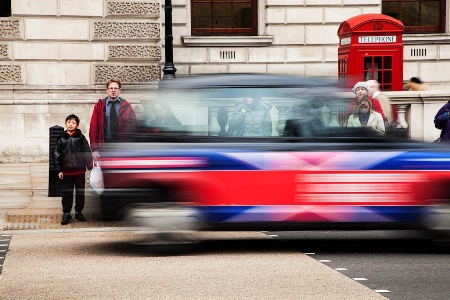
[172,0,380,76]
[0,0,161,163]
[2,0,450,162]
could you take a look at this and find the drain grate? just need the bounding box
[4,214,122,230]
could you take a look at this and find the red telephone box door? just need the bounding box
[364,55,394,91]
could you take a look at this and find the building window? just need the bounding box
[382,0,444,33]
[191,0,257,36]
[0,0,11,17]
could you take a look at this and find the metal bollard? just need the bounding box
[48,125,64,197]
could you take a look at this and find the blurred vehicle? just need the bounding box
[98,74,450,242]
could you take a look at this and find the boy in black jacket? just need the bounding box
[53,114,93,225]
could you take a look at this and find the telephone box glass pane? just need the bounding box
[383,56,392,69]
[383,71,393,90]
[364,57,375,81]
[383,84,392,91]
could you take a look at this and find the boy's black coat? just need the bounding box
[53,129,92,173]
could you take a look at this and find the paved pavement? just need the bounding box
[0,207,126,234]
[0,230,389,300]
[0,208,389,300]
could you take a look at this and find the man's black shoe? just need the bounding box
[61,213,72,225]
[75,212,86,222]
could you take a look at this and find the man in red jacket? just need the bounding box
[89,78,137,158]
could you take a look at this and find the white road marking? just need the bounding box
[352,278,368,281]
[375,290,391,293]
[335,268,348,271]
[268,234,278,237]
[304,253,315,255]
[319,260,331,262]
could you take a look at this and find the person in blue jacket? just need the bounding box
[434,101,450,142]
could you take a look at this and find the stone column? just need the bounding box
[395,104,410,129]
[326,104,342,127]
[275,105,289,136]
[208,106,221,136]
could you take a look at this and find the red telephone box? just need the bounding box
[337,14,404,91]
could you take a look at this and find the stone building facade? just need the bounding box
[1,0,450,163]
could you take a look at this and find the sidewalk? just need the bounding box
[0,209,126,233]
[0,162,115,233]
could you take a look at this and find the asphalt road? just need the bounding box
[267,230,450,300]
[0,230,387,300]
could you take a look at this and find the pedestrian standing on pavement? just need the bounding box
[53,114,93,225]
[348,81,386,121]
[434,100,450,142]
[347,95,385,136]
[89,78,137,221]
[89,78,137,159]
[366,79,396,125]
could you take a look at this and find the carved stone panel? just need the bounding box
[0,65,22,84]
[0,45,8,58]
[95,65,161,83]
[108,45,161,60]
[107,1,160,17]
[94,21,160,39]
[0,20,20,39]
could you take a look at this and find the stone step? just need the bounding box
[0,198,29,208]
[0,163,48,175]
[0,190,33,197]
[0,163,102,212]
[0,177,32,190]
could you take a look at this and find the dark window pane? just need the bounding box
[383,2,400,19]
[401,2,420,26]
[0,0,11,17]
[191,0,256,35]
[215,3,232,28]
[421,1,440,26]
[234,4,252,28]
[193,3,213,28]
[382,0,444,33]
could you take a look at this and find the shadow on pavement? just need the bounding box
[75,230,450,256]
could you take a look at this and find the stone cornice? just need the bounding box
[182,36,273,47]
[403,34,450,45]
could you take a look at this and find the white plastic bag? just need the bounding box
[88,158,104,195]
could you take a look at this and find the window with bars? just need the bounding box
[382,0,444,33]
[191,0,257,36]
[0,0,11,17]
